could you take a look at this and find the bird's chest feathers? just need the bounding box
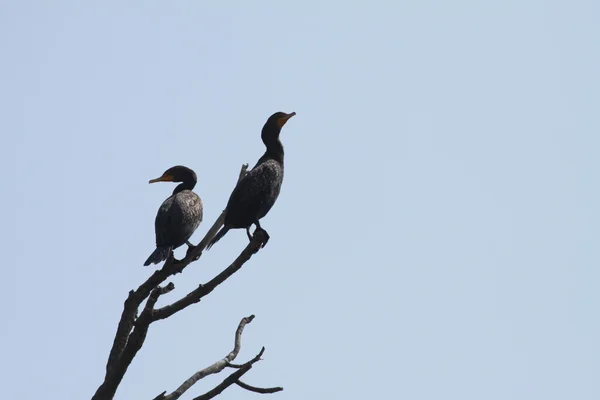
[261,163,283,191]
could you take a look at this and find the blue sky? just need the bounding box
[2,1,599,399]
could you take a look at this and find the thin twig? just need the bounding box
[152,392,167,400]
[156,315,256,400]
[235,380,283,394]
[142,283,175,317]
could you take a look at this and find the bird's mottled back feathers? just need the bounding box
[205,111,295,250]
[155,190,203,247]
[224,159,283,228]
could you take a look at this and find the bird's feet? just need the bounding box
[186,245,202,261]
[185,243,195,257]
[261,229,270,248]
[184,241,202,261]
[252,227,270,250]
[171,256,186,274]
[166,250,186,273]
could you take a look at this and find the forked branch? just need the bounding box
[92,163,283,400]
[153,315,280,400]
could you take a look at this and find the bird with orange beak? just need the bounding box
[144,165,203,266]
[207,111,296,249]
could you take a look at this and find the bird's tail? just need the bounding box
[143,246,172,266]
[206,227,229,250]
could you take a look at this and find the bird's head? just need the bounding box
[261,111,296,143]
[149,165,197,185]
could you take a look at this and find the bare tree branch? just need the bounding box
[155,315,256,400]
[94,161,282,400]
[192,366,252,400]
[94,231,265,400]
[235,380,283,394]
[92,164,258,400]
[151,230,267,322]
[105,290,138,374]
[94,284,175,400]
[152,392,167,400]
[191,348,266,400]
[142,283,175,316]
[225,362,246,369]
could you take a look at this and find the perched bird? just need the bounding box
[207,111,296,250]
[144,165,203,266]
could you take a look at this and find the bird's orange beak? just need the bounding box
[149,174,174,184]
[278,112,296,128]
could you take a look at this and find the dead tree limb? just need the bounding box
[92,163,282,400]
[235,381,283,394]
[191,347,272,400]
[151,232,266,322]
[153,315,279,400]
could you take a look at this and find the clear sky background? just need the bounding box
[2,1,598,399]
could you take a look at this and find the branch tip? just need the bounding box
[236,380,284,394]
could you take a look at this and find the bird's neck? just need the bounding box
[263,139,284,164]
[173,180,196,195]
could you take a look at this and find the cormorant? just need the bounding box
[207,111,296,250]
[144,165,203,266]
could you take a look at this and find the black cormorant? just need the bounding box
[207,111,295,250]
[144,165,203,266]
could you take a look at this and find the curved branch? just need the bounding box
[235,380,283,394]
[156,315,256,400]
